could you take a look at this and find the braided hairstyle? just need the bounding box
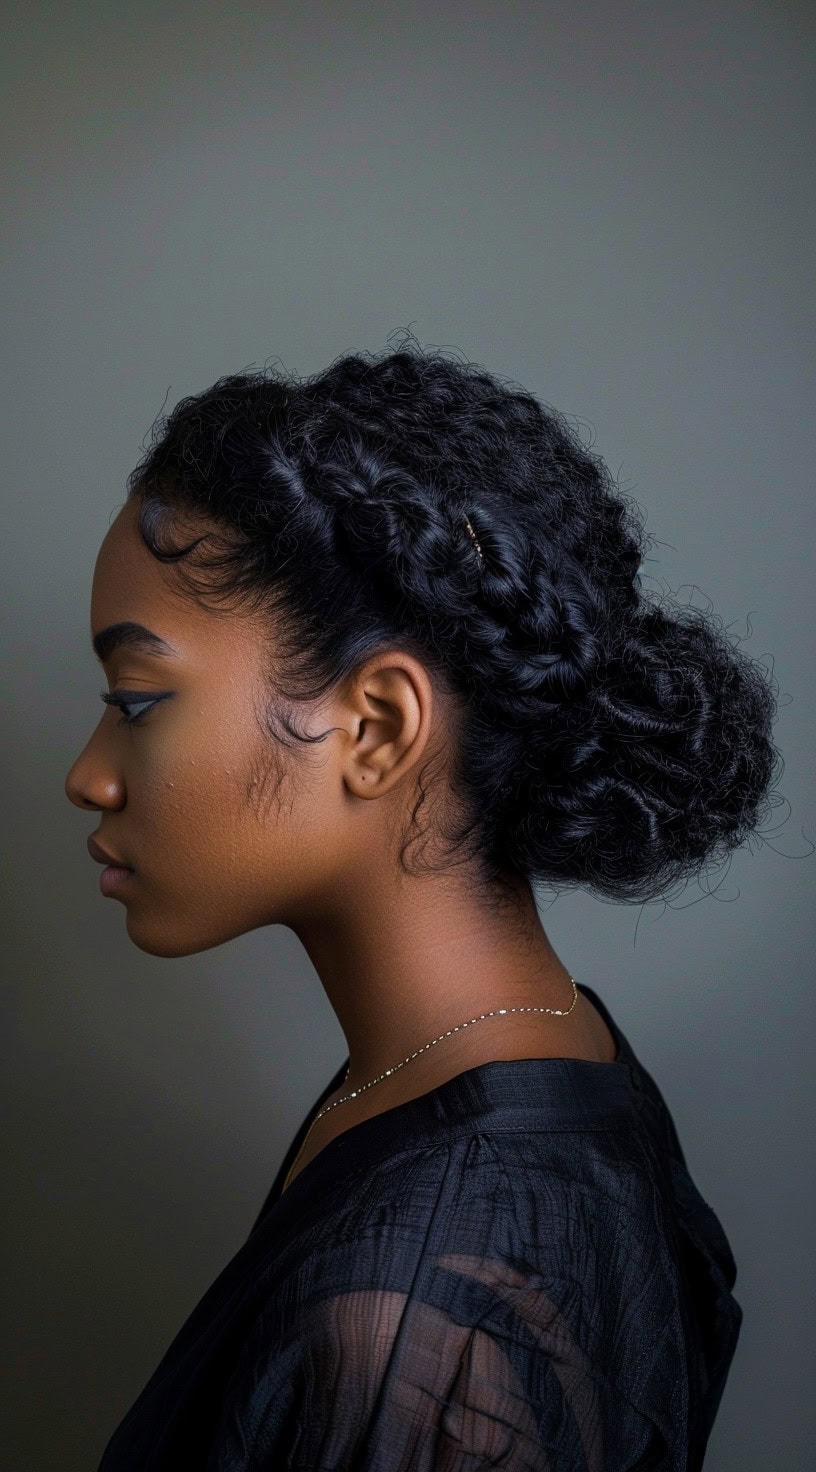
[125,336,783,910]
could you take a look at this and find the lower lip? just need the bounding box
[100,865,135,896]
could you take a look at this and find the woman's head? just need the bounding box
[65,490,480,958]
[66,339,783,956]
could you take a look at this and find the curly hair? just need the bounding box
[124,334,783,910]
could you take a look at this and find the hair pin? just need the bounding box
[463,513,484,568]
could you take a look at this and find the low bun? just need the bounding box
[468,597,781,906]
[126,334,784,907]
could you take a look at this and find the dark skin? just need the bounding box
[65,498,617,1188]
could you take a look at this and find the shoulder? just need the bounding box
[264,1124,679,1360]
[214,1139,676,1471]
[277,1119,665,1274]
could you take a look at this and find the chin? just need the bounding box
[122,915,215,959]
[123,906,255,959]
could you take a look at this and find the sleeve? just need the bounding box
[208,1253,662,1472]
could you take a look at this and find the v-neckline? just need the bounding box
[250,982,644,1232]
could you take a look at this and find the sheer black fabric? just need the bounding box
[97,984,742,1470]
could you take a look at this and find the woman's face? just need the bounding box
[64,497,360,957]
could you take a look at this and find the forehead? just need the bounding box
[92,499,188,632]
[90,500,259,667]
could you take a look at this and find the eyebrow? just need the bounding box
[92,621,178,664]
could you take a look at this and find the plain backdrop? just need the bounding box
[2,2,814,1468]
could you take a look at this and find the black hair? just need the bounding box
[125,332,784,912]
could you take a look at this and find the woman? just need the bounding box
[66,342,779,1470]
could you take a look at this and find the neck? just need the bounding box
[286,864,577,1091]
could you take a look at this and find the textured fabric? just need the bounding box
[97,983,742,1471]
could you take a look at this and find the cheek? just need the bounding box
[135,742,284,856]
[130,736,217,852]
[130,705,311,876]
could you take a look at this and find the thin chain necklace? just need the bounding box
[280,976,579,1193]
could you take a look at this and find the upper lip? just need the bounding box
[87,835,133,868]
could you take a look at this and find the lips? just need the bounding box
[87,835,133,869]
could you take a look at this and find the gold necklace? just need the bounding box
[280,976,579,1192]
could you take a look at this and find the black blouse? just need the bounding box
[97,983,743,1470]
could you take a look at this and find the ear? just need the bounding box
[340,653,435,798]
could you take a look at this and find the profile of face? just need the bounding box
[64,498,437,959]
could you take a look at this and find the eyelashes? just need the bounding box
[99,689,174,727]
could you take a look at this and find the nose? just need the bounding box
[65,741,125,812]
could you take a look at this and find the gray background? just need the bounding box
[2,2,814,1467]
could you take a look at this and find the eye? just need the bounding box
[99,689,173,727]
